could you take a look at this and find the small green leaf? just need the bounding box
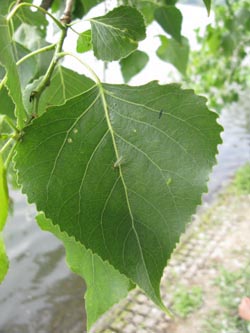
[157,35,190,75]
[90,6,146,61]
[136,1,158,25]
[0,234,9,283]
[23,66,95,115]
[76,30,92,53]
[15,81,222,310]
[0,154,8,231]
[120,50,149,83]
[37,213,133,331]
[202,0,211,15]
[0,15,27,128]
[155,6,183,43]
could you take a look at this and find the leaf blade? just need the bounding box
[76,30,92,53]
[154,6,183,43]
[120,50,149,83]
[15,82,223,309]
[157,35,190,75]
[203,0,211,15]
[23,66,95,116]
[0,15,27,128]
[90,6,146,61]
[36,213,133,331]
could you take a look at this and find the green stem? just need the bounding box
[1,115,19,133]
[0,76,7,91]
[7,2,65,30]
[0,41,56,94]
[57,51,101,84]
[4,141,18,169]
[69,25,81,36]
[0,138,13,155]
[0,133,12,140]
[30,28,67,114]
[16,43,56,66]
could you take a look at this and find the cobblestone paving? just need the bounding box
[90,194,248,333]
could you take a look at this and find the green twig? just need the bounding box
[6,117,18,133]
[0,133,12,140]
[0,115,19,133]
[69,25,81,35]
[57,51,101,84]
[16,44,56,66]
[0,44,56,103]
[0,76,7,91]
[0,138,14,155]
[7,2,64,30]
[30,27,68,114]
[4,140,18,169]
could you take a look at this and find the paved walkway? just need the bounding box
[90,192,250,333]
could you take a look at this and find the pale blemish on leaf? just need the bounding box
[166,178,172,186]
[113,156,124,168]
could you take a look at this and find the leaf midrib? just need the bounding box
[98,83,159,300]
[90,18,130,35]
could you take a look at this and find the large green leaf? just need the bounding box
[0,234,9,283]
[0,15,27,128]
[23,66,95,116]
[120,50,149,83]
[0,154,8,230]
[36,213,133,331]
[157,35,190,75]
[15,82,222,309]
[90,6,146,61]
[155,6,183,43]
